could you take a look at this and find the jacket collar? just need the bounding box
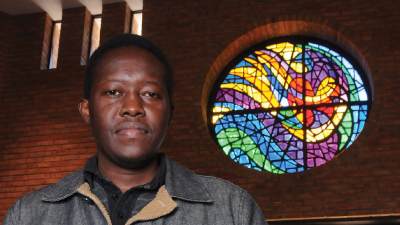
[40,155,213,203]
[163,156,213,203]
[41,170,85,202]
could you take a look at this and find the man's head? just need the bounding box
[84,34,173,102]
[79,34,173,170]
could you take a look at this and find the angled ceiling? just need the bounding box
[0,0,142,20]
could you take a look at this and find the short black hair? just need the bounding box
[84,34,173,101]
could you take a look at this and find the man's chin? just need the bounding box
[111,152,159,170]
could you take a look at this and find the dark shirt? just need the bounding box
[83,155,166,225]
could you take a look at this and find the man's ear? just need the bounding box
[78,98,91,124]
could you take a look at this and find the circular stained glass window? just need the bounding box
[208,37,372,174]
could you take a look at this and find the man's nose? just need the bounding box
[119,93,145,117]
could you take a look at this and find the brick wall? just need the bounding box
[0,10,95,219]
[0,0,399,221]
[0,12,11,91]
[101,2,130,43]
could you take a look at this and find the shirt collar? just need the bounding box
[83,154,166,191]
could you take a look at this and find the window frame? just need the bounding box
[130,10,143,35]
[88,14,102,57]
[47,20,62,69]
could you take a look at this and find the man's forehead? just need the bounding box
[94,46,165,73]
[91,47,168,87]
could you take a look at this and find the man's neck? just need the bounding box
[97,154,159,193]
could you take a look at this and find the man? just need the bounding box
[3,34,267,225]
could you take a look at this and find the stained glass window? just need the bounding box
[208,37,372,174]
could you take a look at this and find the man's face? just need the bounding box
[79,46,171,169]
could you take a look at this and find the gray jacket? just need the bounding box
[3,157,267,225]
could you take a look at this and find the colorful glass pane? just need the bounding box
[208,38,371,174]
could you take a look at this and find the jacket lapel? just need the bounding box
[164,157,213,203]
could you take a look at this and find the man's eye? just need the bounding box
[143,91,160,98]
[104,90,122,97]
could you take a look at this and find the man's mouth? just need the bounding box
[114,122,149,138]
